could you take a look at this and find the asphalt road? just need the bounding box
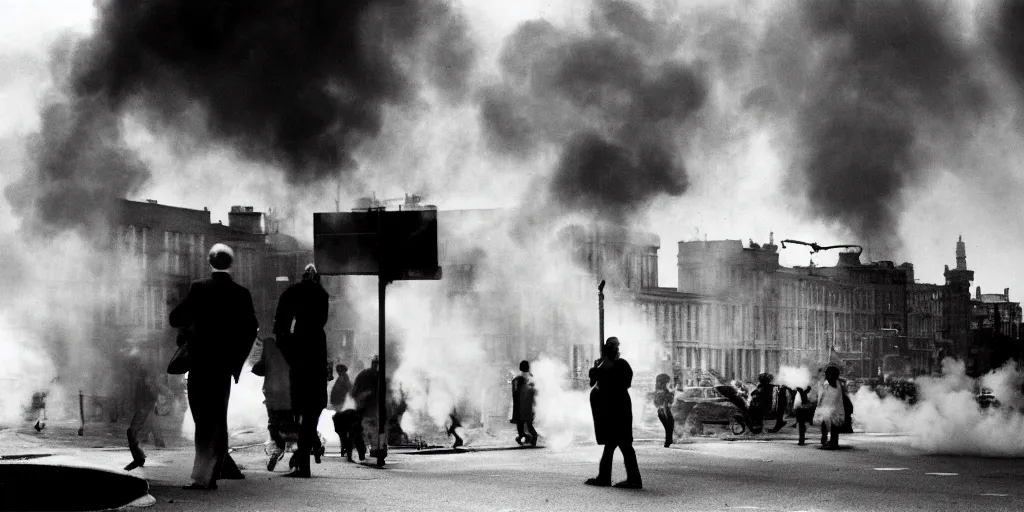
[122,434,1023,512]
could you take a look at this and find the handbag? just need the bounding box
[167,343,190,375]
[167,328,191,375]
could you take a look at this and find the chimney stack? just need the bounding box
[228,206,265,234]
[976,286,981,300]
[1005,288,1010,300]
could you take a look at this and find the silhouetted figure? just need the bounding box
[812,364,850,449]
[124,350,166,471]
[510,360,538,446]
[169,243,258,490]
[351,356,379,452]
[332,409,366,462]
[330,364,352,411]
[652,374,674,448]
[748,373,788,434]
[252,336,294,471]
[274,264,329,478]
[793,386,815,446]
[586,337,642,490]
[447,409,464,449]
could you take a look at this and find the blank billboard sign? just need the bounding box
[313,210,441,280]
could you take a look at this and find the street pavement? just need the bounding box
[2,422,1023,512]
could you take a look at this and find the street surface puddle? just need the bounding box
[925,472,958,476]
[980,493,1010,497]
[873,467,908,471]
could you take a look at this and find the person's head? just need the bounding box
[519,360,530,373]
[757,372,774,386]
[208,243,234,271]
[602,337,620,359]
[370,355,379,369]
[302,263,320,284]
[655,373,671,389]
[825,364,841,384]
[336,364,347,374]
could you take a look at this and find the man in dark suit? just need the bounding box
[170,243,258,490]
[274,263,329,478]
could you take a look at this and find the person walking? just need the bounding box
[124,349,166,471]
[652,374,674,448]
[169,243,258,490]
[352,356,380,454]
[330,364,352,411]
[510,360,538,446]
[793,385,815,446]
[812,364,849,449]
[273,263,330,478]
[251,335,294,471]
[586,337,642,489]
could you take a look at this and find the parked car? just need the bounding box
[672,387,746,435]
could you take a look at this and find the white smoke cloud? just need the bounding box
[531,357,595,451]
[851,358,1024,457]
[776,365,812,389]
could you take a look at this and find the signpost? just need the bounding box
[313,207,441,466]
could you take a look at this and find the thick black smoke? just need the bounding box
[992,1,1024,92]
[8,0,475,235]
[481,0,706,225]
[760,0,988,251]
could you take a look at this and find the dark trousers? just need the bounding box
[657,408,674,446]
[517,421,538,441]
[798,421,808,444]
[598,442,641,483]
[342,421,366,459]
[821,423,839,447]
[127,400,164,461]
[293,407,322,472]
[187,371,237,486]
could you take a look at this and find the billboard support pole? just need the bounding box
[377,271,388,467]
[598,280,606,357]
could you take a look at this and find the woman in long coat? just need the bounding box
[586,337,642,489]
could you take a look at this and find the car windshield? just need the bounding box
[682,389,703,399]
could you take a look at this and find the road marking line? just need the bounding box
[925,473,958,476]
[981,493,1010,497]
[873,467,908,471]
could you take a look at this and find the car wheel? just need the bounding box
[731,416,746,436]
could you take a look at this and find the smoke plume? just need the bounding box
[758,0,989,252]
[480,0,706,225]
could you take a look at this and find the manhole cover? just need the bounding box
[0,463,150,511]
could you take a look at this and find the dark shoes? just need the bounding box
[33,421,45,432]
[585,477,642,489]
[314,446,324,464]
[613,480,643,490]
[124,459,145,471]
[453,438,464,449]
[182,482,217,490]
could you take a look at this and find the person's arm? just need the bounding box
[272,288,296,364]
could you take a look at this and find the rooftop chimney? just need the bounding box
[1005,288,1010,300]
[146,199,158,204]
[976,286,981,300]
[228,206,265,234]
[837,251,861,267]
